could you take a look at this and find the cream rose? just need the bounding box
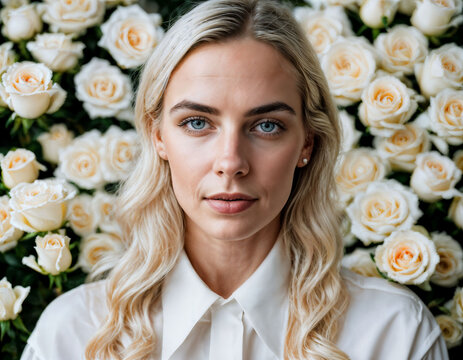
[342,248,381,278]
[66,194,98,237]
[92,191,121,234]
[430,232,463,287]
[359,0,400,28]
[411,0,463,36]
[320,37,377,106]
[374,230,440,285]
[449,196,463,229]
[335,148,390,204]
[100,126,139,183]
[74,58,133,121]
[359,75,420,136]
[55,130,105,190]
[454,150,463,171]
[0,277,29,321]
[374,123,431,172]
[37,124,74,164]
[415,44,463,98]
[346,180,422,245]
[0,61,66,119]
[78,232,124,273]
[426,89,463,146]
[293,6,352,56]
[9,178,76,232]
[0,3,42,42]
[374,25,428,76]
[451,287,463,322]
[339,110,362,153]
[40,0,105,36]
[436,314,463,349]
[26,33,85,72]
[410,151,462,202]
[0,42,15,74]
[1,148,46,189]
[0,196,23,253]
[22,231,72,275]
[398,0,417,14]
[98,5,164,69]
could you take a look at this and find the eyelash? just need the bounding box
[177,116,286,137]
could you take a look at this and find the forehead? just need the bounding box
[163,37,301,111]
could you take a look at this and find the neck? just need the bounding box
[184,217,280,298]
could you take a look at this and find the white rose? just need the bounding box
[1,148,46,189]
[0,3,42,42]
[454,149,463,171]
[0,61,66,119]
[430,232,463,287]
[342,248,381,278]
[335,148,390,204]
[374,123,431,172]
[1,0,28,7]
[26,33,85,72]
[398,0,417,14]
[100,126,139,183]
[411,0,463,36]
[66,194,98,237]
[375,230,440,285]
[55,130,106,190]
[0,196,23,252]
[339,110,361,153]
[74,58,133,121]
[93,191,121,234]
[359,75,420,136]
[435,314,463,349]
[449,196,463,229]
[359,0,400,28]
[293,6,352,56]
[78,232,124,273]
[22,231,72,275]
[410,151,462,202]
[9,178,76,232]
[0,42,15,74]
[451,287,463,322]
[346,180,422,245]
[374,25,428,76]
[37,124,74,164]
[0,277,29,321]
[415,44,463,98]
[40,0,105,36]
[422,89,463,146]
[98,5,164,69]
[320,37,377,106]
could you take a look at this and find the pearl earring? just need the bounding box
[302,158,308,165]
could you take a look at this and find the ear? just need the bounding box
[153,128,168,160]
[297,132,314,167]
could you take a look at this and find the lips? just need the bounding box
[205,193,257,214]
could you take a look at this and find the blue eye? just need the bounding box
[189,119,207,130]
[258,122,276,133]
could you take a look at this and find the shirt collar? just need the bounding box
[161,237,291,360]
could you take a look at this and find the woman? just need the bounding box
[21,0,448,359]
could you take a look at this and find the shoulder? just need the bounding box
[338,269,445,360]
[25,280,108,360]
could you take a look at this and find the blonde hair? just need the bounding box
[85,0,349,359]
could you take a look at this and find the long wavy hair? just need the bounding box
[85,0,349,359]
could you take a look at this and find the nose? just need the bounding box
[212,128,249,178]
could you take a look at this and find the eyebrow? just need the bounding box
[169,100,296,116]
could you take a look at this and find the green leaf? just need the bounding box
[0,320,11,342]
[3,252,21,267]
[21,117,34,135]
[12,316,29,334]
[417,281,432,292]
[381,16,389,29]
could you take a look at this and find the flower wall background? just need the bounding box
[0,0,462,358]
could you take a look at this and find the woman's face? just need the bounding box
[155,37,312,243]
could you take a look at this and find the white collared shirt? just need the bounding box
[21,239,448,360]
